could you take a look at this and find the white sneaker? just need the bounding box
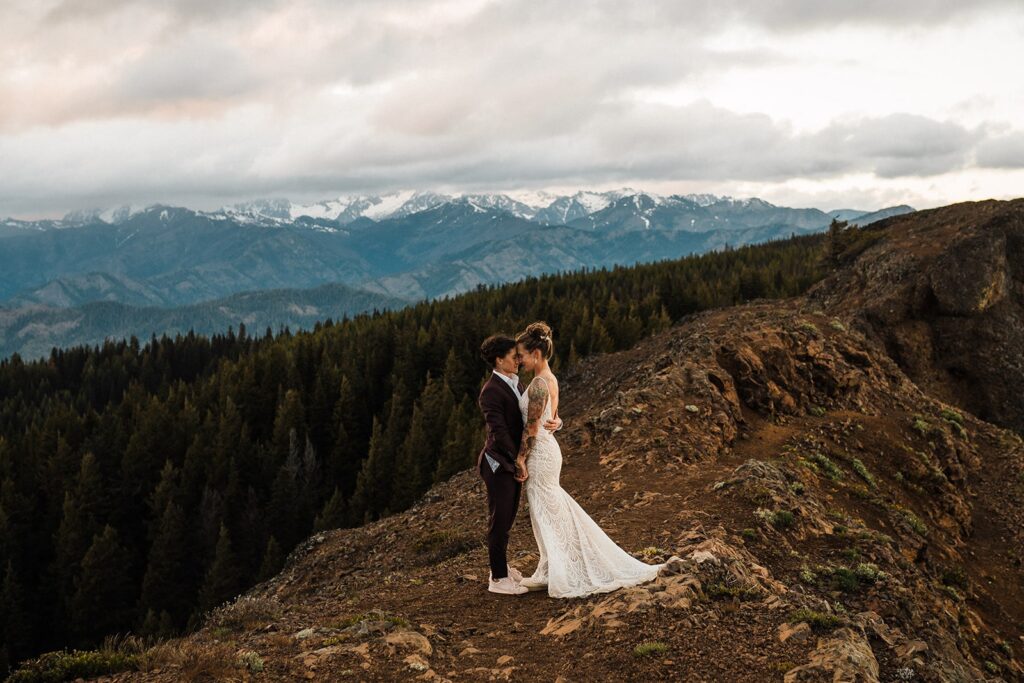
[488,576,528,595]
[519,575,548,591]
[490,565,524,583]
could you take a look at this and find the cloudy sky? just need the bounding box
[2,0,1023,219]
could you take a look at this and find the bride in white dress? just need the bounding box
[512,322,666,598]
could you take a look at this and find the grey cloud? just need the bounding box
[113,34,263,104]
[0,95,1008,217]
[599,0,1024,31]
[1,0,1022,217]
[976,132,1024,169]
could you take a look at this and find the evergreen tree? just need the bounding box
[434,399,480,483]
[267,430,302,550]
[298,436,323,530]
[347,418,390,523]
[257,536,284,582]
[328,375,362,490]
[0,560,28,669]
[313,487,346,533]
[271,390,306,466]
[392,404,429,511]
[70,525,134,643]
[197,523,241,614]
[139,501,192,628]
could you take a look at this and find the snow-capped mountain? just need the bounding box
[5,190,915,236]
[220,189,645,225]
[223,191,453,225]
[0,190,917,359]
[13,188,912,236]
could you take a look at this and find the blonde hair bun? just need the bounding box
[517,321,554,359]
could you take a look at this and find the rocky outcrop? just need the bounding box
[93,200,1023,682]
[809,198,1024,433]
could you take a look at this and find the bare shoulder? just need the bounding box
[527,375,550,396]
[537,372,559,404]
[547,373,560,402]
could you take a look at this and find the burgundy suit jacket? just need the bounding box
[477,373,525,475]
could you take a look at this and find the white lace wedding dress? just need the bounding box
[519,386,665,598]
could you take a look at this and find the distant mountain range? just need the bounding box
[0,282,407,361]
[0,190,913,358]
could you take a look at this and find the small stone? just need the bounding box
[685,404,700,413]
[295,627,316,639]
[459,647,482,657]
[405,653,430,671]
[497,655,513,665]
[612,426,624,433]
[385,629,434,655]
[688,550,719,565]
[778,621,812,643]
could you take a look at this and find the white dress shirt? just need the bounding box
[492,370,522,400]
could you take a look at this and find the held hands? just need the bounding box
[543,415,563,432]
[515,457,529,482]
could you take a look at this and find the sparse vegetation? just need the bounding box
[205,596,282,632]
[706,581,763,601]
[940,566,968,590]
[788,609,841,633]
[854,563,882,583]
[940,408,963,425]
[851,458,876,487]
[7,649,139,683]
[754,508,796,530]
[742,484,775,506]
[639,546,668,560]
[893,505,928,536]
[797,321,820,336]
[633,641,669,657]
[809,452,844,481]
[800,562,882,594]
[942,585,963,601]
[828,318,846,332]
[335,611,410,630]
[137,639,241,679]
[237,650,264,673]
[412,530,478,564]
[940,408,968,437]
[911,415,934,437]
[772,510,795,529]
[809,405,826,417]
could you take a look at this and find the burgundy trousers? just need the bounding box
[479,456,522,579]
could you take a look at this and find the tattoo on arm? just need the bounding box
[517,377,548,462]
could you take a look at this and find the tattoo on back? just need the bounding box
[518,377,549,461]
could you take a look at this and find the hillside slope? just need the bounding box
[65,200,1023,682]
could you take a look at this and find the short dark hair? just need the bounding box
[480,334,516,367]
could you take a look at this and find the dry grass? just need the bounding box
[204,595,283,632]
[138,638,243,681]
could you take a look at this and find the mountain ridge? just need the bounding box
[46,198,1018,682]
[0,281,408,361]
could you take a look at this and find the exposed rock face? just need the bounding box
[102,200,1024,682]
[809,198,1024,433]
